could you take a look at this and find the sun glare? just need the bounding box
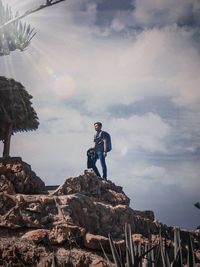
[53,74,76,99]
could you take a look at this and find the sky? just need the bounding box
[0,0,200,230]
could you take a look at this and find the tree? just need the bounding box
[0,1,66,155]
[0,0,66,55]
[0,76,39,157]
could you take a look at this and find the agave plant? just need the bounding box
[159,227,197,267]
[102,224,197,267]
[101,223,157,267]
[187,233,195,267]
[0,0,36,55]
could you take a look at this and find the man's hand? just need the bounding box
[103,152,107,157]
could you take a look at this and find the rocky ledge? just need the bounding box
[0,157,45,194]
[0,159,200,266]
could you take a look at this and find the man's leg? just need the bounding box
[92,159,101,177]
[87,157,101,177]
[97,151,107,179]
[92,165,101,177]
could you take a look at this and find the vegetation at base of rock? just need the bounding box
[102,224,197,267]
[0,76,39,157]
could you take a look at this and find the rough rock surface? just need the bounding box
[0,191,158,237]
[53,172,130,206]
[0,164,200,266]
[0,237,110,267]
[0,172,158,238]
[0,157,45,194]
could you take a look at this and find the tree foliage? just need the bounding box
[0,76,39,157]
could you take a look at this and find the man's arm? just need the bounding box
[103,139,107,157]
[93,134,96,149]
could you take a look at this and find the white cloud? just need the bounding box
[110,113,171,154]
[5,3,199,113]
[131,164,166,179]
[44,24,200,111]
[111,18,126,32]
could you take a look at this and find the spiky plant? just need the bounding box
[102,225,197,267]
[0,0,36,55]
[187,233,195,267]
[101,223,157,267]
[0,76,39,157]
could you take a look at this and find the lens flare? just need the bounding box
[53,74,76,99]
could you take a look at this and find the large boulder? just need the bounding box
[0,157,45,194]
[53,171,130,206]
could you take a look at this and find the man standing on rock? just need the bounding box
[93,122,112,180]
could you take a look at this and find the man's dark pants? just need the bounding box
[96,150,107,179]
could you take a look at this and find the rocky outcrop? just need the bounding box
[53,172,130,206]
[0,191,158,237]
[0,157,45,194]
[0,173,158,238]
[0,165,200,266]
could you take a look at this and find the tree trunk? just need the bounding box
[3,123,12,158]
